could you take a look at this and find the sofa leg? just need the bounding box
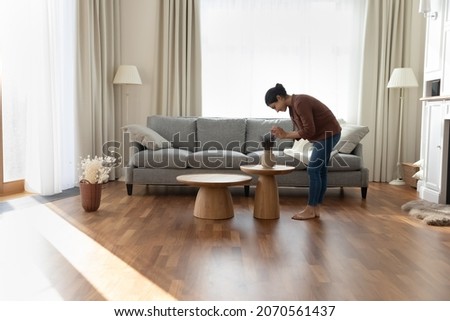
[126,184,133,196]
[361,187,367,199]
[244,185,250,197]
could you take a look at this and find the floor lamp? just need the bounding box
[387,67,418,185]
[113,65,142,125]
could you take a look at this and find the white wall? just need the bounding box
[118,0,159,126]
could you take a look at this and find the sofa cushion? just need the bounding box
[131,148,190,169]
[328,153,362,171]
[245,150,307,170]
[188,150,249,169]
[334,123,369,154]
[196,118,247,152]
[245,118,294,153]
[122,124,171,150]
[147,115,197,152]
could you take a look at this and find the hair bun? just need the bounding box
[265,83,287,105]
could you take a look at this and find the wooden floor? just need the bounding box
[1,181,449,301]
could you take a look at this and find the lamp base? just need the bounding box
[389,178,406,186]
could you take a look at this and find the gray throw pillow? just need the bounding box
[122,124,172,150]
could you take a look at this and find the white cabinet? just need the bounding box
[424,0,444,79]
[423,0,450,96]
[441,2,450,94]
[421,0,450,204]
[419,100,448,203]
[441,27,450,93]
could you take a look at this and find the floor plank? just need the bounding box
[1,182,449,300]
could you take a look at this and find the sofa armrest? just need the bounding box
[123,132,145,167]
[351,143,363,157]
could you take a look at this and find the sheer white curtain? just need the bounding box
[200,0,367,120]
[0,0,76,194]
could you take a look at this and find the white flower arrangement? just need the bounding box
[79,155,116,184]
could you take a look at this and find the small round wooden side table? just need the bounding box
[240,164,295,219]
[176,173,252,219]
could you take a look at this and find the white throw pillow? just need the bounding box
[413,159,423,167]
[412,169,423,180]
[122,124,171,150]
[284,139,339,165]
[291,138,312,152]
[284,139,313,164]
[334,123,369,154]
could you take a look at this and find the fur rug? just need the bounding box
[401,200,450,226]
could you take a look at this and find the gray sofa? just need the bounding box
[124,115,369,198]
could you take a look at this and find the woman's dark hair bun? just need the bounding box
[265,83,287,106]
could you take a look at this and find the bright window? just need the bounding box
[200,0,367,121]
[0,0,76,193]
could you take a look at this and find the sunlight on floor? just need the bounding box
[0,201,176,301]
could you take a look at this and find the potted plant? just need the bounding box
[79,155,115,212]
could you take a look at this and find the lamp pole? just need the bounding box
[387,67,418,185]
[390,88,405,185]
[124,87,130,125]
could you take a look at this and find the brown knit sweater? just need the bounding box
[288,94,341,141]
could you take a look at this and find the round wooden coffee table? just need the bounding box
[176,173,252,219]
[240,164,295,219]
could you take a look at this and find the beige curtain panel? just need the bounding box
[359,0,424,182]
[152,0,202,116]
[75,0,121,179]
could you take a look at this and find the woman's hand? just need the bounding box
[271,126,301,140]
[271,126,286,138]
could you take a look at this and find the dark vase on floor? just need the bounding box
[79,180,102,212]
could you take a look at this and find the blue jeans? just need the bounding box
[307,132,341,206]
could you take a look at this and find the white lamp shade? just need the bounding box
[387,68,418,88]
[419,0,431,13]
[113,65,142,85]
